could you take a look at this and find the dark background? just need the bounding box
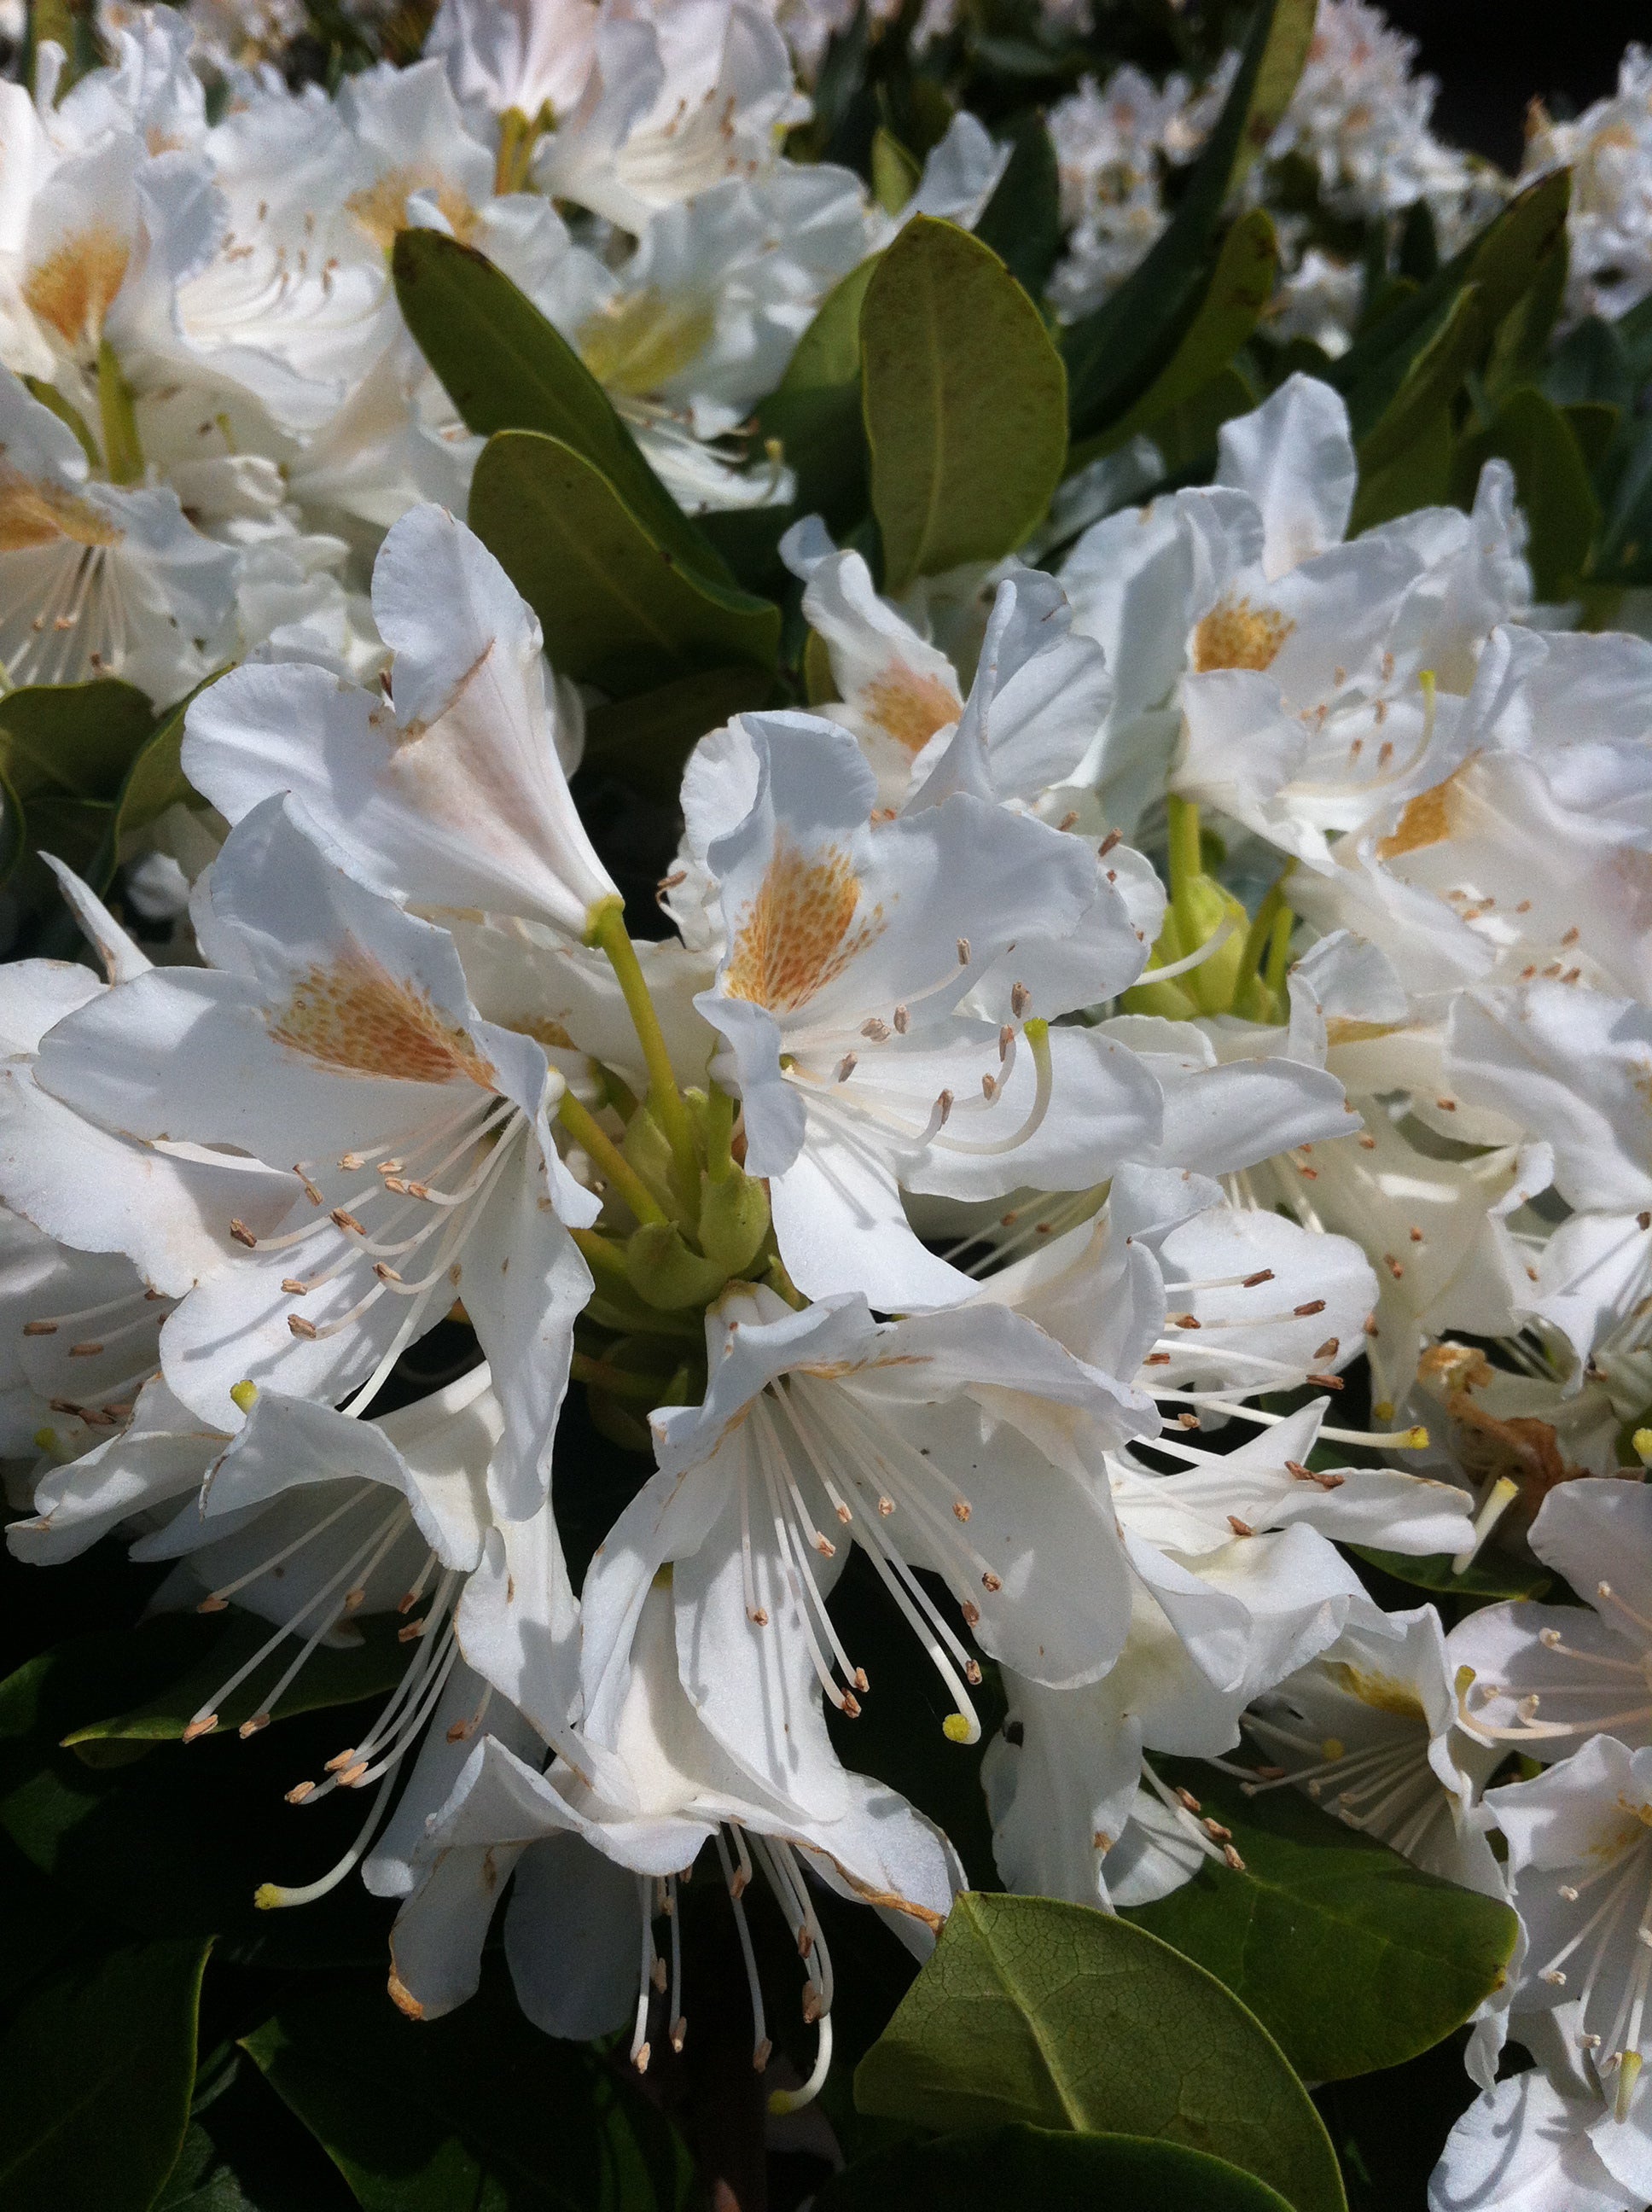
[1386,0,1652,172]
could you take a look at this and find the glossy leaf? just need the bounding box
[1354,286,1482,474]
[0,680,156,804]
[0,1937,210,2211]
[243,1969,696,2211]
[64,1613,410,1749]
[1126,1759,1520,2081]
[468,429,780,695]
[817,2123,1295,2212]
[759,255,879,531]
[1061,0,1317,438]
[862,217,1067,591]
[392,227,733,593]
[1350,1543,1551,1601]
[90,671,225,892]
[973,114,1063,301]
[1350,406,1457,533]
[1074,208,1278,464]
[855,1892,1345,2212]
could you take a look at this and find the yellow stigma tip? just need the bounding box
[32,1427,56,1452]
[1394,1426,1428,1450]
[942,1714,972,1743]
[1372,1400,1394,1421]
[1634,1429,1652,1468]
[230,1380,259,1414]
[253,1883,283,1912]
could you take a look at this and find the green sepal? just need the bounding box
[625,1222,730,1312]
[696,1167,771,1276]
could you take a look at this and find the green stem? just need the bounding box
[96,341,143,486]
[1264,905,1294,997]
[1238,880,1288,987]
[570,1350,672,1401]
[587,902,701,1213]
[1165,795,1203,943]
[557,1091,667,1227]
[705,1084,736,1183]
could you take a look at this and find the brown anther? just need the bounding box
[957,937,971,965]
[1177,1412,1201,1430]
[1175,1786,1201,1813]
[1294,1299,1326,1318]
[854,1668,870,1692]
[671,2018,687,2053]
[382,1177,409,1195]
[1010,981,1031,1018]
[632,2042,651,2075]
[998,1025,1015,1060]
[840,1691,862,1718]
[835,1503,852,1524]
[877,1496,895,1516]
[282,1277,308,1295]
[964,1659,982,1686]
[861,1017,891,1042]
[1358,1132,1377,1149]
[331,1208,365,1234]
[239,1714,270,1738]
[1409,1226,1423,1243]
[183,1714,218,1743]
[1098,829,1122,856]
[1143,1351,1171,1366]
[1307,1373,1343,1390]
[1228,1515,1255,1538]
[893,1004,910,1033]
[1173,1313,1200,1330]
[748,1606,770,1626]
[934,1090,953,1126]
[812,1533,836,1558]
[1202,1819,1232,1842]
[1242,1269,1275,1288]
[1435,1097,1457,1112]
[1314,1337,1340,1360]
[981,1072,999,1102]
[1056,809,1079,832]
[981,1570,1003,1592]
[196,1594,229,1614]
[835,1051,858,1083]
[339,1152,364,1171]
[1384,1255,1404,1280]
[21,1320,57,1336]
[1222,1843,1246,1871]
[297,1172,323,1204]
[230,1220,257,1248]
[67,1341,104,1357]
[651,1956,667,1993]
[952,1499,972,1522]
[288,1315,319,1339]
[753,2038,772,2071]
[405,1181,432,1201]
[1255,1765,1288,1781]
[325,1747,358,1773]
[338,1761,369,1787]
[801,1986,823,2024]
[285,1780,315,1804]
[962,1600,980,1627]
[343,1587,367,1611]
[374,1263,402,1283]
[1640,1213,1652,1232]
[398,1617,428,1643]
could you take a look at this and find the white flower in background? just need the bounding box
[1059,375,1531,861]
[1431,2032,1637,2212]
[0,364,236,694]
[533,0,807,232]
[1455,1479,1652,1764]
[1524,45,1652,323]
[694,709,1160,1308]
[427,0,602,137]
[1045,62,1218,323]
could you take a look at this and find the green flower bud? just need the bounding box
[697,1167,771,1276]
[625,1221,729,1310]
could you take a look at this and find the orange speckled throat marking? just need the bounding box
[270,953,497,1088]
[859,664,962,755]
[347,170,478,252]
[724,836,884,1015]
[23,227,131,348]
[1192,596,1295,673]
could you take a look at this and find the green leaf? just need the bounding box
[1349,405,1457,533]
[759,255,878,531]
[855,1892,1345,2212]
[468,429,780,696]
[580,666,774,796]
[0,1937,211,2212]
[1349,1543,1550,1600]
[1354,285,1482,474]
[1060,0,1316,439]
[0,679,157,805]
[871,125,922,215]
[817,2123,1295,2212]
[64,1613,411,1749]
[1544,315,1635,410]
[90,671,224,893]
[861,217,1067,591]
[1126,1759,1520,2081]
[1452,385,1601,599]
[391,227,736,595]
[973,114,1063,302]
[1073,208,1278,464]
[242,1969,696,2211]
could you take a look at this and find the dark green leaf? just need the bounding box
[392,227,736,593]
[1060,0,1317,438]
[0,1937,210,2212]
[1355,286,1482,474]
[1349,405,1456,533]
[1452,386,1600,599]
[64,1612,411,1749]
[974,114,1062,301]
[1126,1758,1519,2081]
[580,666,774,796]
[759,255,878,531]
[1482,228,1568,406]
[0,759,26,888]
[861,216,1067,591]
[1562,400,1620,474]
[468,429,780,695]
[1544,315,1635,410]
[1144,365,1259,476]
[1073,208,1278,465]
[90,675,221,893]
[242,1968,696,2211]
[817,2123,1294,2211]
[0,680,156,805]
[855,1892,1345,2212]
[1349,1543,1550,1600]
